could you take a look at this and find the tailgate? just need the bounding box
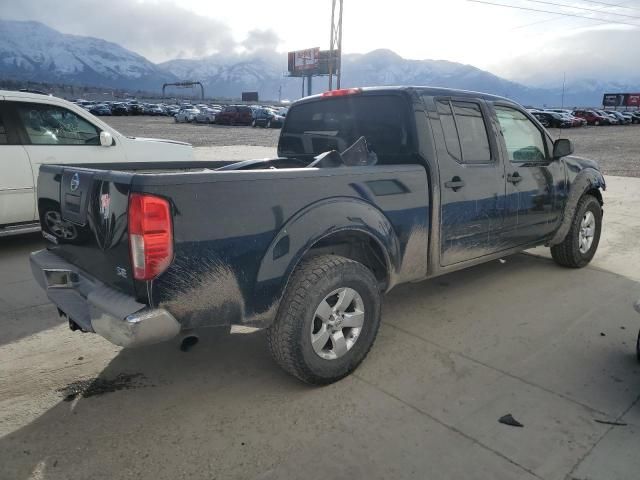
[38,165,137,297]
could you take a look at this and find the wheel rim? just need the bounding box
[44,211,77,240]
[579,210,596,254]
[310,287,365,360]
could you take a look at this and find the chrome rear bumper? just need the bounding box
[30,249,180,348]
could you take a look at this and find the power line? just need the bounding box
[521,0,640,20]
[579,0,640,11]
[466,0,640,27]
[510,0,636,29]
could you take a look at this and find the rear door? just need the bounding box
[491,103,564,247]
[430,97,507,266]
[0,100,36,225]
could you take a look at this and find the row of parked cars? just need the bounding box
[72,99,289,129]
[528,108,640,128]
[174,104,288,128]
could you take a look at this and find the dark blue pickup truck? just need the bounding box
[31,87,605,384]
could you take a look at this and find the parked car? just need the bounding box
[174,107,200,123]
[164,105,180,116]
[604,110,631,125]
[545,109,586,127]
[595,110,619,125]
[627,111,640,124]
[215,105,253,125]
[195,108,218,124]
[573,109,611,126]
[531,111,572,128]
[89,104,112,116]
[252,108,285,128]
[111,103,130,116]
[29,86,605,385]
[146,105,166,116]
[128,103,145,115]
[0,89,193,237]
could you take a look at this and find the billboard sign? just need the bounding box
[602,93,640,107]
[625,93,640,107]
[602,93,624,107]
[288,48,320,74]
[242,91,259,102]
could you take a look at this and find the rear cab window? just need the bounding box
[279,93,416,163]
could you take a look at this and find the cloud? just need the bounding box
[241,29,280,53]
[492,27,640,87]
[0,0,237,62]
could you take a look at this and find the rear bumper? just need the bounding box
[30,249,181,348]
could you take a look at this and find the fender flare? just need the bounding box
[250,197,402,320]
[549,168,605,246]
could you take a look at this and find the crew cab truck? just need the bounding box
[30,87,605,385]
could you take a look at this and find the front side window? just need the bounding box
[494,105,547,162]
[15,103,100,145]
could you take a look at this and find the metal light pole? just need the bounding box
[328,0,343,90]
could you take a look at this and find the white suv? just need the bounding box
[0,90,193,236]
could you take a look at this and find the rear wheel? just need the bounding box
[267,255,382,385]
[551,194,602,268]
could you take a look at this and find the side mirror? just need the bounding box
[553,138,573,159]
[99,131,113,147]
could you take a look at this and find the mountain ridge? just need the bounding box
[0,19,628,105]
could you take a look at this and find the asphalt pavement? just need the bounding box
[0,172,638,480]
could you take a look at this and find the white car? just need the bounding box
[174,108,200,123]
[0,90,194,237]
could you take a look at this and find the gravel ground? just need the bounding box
[104,116,640,177]
[106,116,280,148]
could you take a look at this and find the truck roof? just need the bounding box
[294,86,516,106]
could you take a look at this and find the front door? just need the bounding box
[430,97,507,266]
[492,104,564,247]
[0,102,36,225]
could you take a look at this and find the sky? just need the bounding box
[1,0,640,86]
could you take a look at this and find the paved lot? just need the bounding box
[1,173,639,480]
[106,116,640,177]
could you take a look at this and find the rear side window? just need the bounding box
[15,102,100,146]
[281,95,413,160]
[435,99,491,164]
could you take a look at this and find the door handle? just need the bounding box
[507,173,523,184]
[444,176,465,191]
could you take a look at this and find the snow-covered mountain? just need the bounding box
[0,20,174,90]
[0,19,623,106]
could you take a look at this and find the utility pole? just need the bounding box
[328,0,343,90]
[278,85,282,103]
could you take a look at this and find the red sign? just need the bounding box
[625,94,640,107]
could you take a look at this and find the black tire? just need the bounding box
[267,255,382,385]
[551,194,602,268]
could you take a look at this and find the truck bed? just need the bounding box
[36,160,430,331]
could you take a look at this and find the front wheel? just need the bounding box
[267,255,382,385]
[551,194,602,268]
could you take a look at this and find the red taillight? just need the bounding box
[322,88,362,97]
[128,193,173,281]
